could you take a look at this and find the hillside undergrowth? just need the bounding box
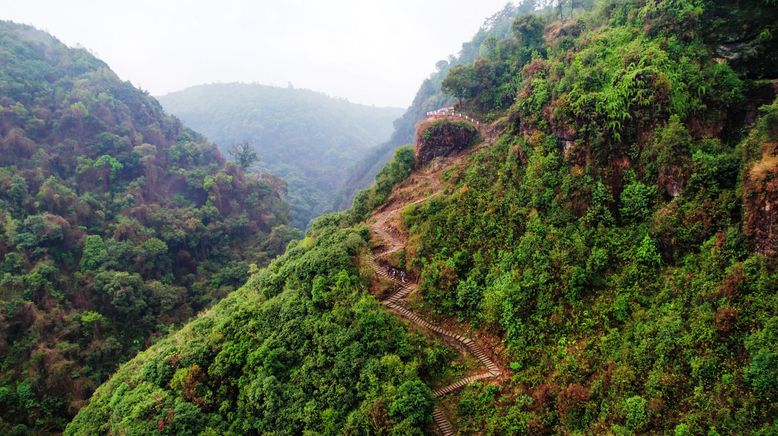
[399,0,778,433]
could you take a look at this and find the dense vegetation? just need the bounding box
[158,83,403,228]
[396,0,778,433]
[65,148,454,435]
[35,0,778,434]
[0,22,297,433]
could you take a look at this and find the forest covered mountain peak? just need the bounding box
[158,82,404,228]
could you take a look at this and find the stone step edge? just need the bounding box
[370,259,506,436]
[432,406,454,436]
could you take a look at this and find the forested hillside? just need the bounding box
[66,148,451,435]
[158,83,403,228]
[0,21,297,433]
[70,0,777,434]
[398,0,778,433]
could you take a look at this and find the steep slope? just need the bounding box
[65,121,497,435]
[395,1,778,433]
[158,83,404,228]
[66,149,456,435]
[0,21,296,433]
[367,115,507,436]
[70,0,777,434]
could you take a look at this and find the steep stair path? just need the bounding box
[370,258,501,435]
[367,121,504,434]
[432,407,455,436]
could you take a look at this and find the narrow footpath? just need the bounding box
[367,117,503,435]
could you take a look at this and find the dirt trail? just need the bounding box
[369,119,499,260]
[367,118,504,435]
[369,168,442,257]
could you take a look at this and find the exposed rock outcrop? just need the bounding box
[743,99,778,256]
[744,153,778,256]
[415,119,479,166]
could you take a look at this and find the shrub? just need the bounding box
[620,173,656,223]
[388,380,433,426]
[624,395,649,431]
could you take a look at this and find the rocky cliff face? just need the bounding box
[744,154,777,256]
[744,123,778,256]
[415,119,479,166]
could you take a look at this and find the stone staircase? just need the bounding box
[370,256,501,435]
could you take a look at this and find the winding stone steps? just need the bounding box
[433,372,494,398]
[367,122,504,435]
[370,256,501,434]
[432,407,454,436]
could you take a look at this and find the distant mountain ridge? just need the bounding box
[158,83,403,228]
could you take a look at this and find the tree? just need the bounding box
[636,235,662,269]
[93,271,151,323]
[94,154,123,192]
[652,116,693,197]
[80,235,108,271]
[442,64,476,105]
[583,181,614,226]
[94,155,123,179]
[228,141,259,171]
[624,395,649,431]
[620,172,657,223]
[512,15,545,49]
[388,380,433,426]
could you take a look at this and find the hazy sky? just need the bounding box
[0,0,513,108]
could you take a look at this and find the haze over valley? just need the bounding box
[158,83,403,228]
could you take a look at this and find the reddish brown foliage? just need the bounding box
[523,59,547,78]
[0,128,35,162]
[659,161,690,198]
[525,418,551,435]
[180,364,206,406]
[513,144,527,165]
[532,383,559,409]
[715,306,739,334]
[544,19,583,48]
[556,383,590,417]
[603,155,633,200]
[367,399,391,430]
[719,264,744,298]
[437,265,459,295]
[648,397,666,415]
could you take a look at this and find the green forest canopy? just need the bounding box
[66,147,439,435]
[401,0,778,433]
